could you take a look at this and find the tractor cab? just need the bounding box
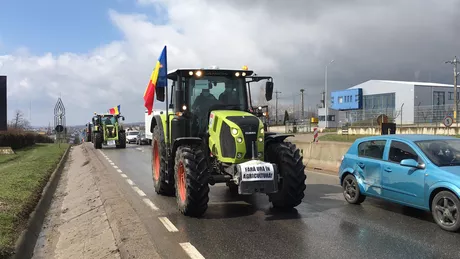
[155,67,273,138]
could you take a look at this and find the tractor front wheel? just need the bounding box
[94,132,103,149]
[152,126,174,195]
[117,132,126,148]
[174,145,210,217]
[266,141,306,209]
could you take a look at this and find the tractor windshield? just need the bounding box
[189,76,247,114]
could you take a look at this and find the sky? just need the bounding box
[0,0,459,126]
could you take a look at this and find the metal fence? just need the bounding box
[414,104,455,125]
[337,108,400,127]
[335,104,456,127]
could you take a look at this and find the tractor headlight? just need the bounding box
[235,72,240,77]
[237,137,243,143]
[188,71,193,76]
[258,137,263,142]
[258,152,262,158]
[260,128,264,134]
[242,72,246,76]
[195,70,202,77]
[231,128,238,135]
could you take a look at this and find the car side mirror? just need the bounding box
[400,159,425,169]
[265,81,273,101]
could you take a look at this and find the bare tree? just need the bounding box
[8,109,30,130]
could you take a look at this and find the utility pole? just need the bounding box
[325,60,334,128]
[300,89,305,119]
[275,91,281,125]
[446,56,460,125]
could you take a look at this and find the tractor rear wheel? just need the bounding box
[94,132,103,149]
[266,141,306,209]
[117,132,126,148]
[174,145,210,217]
[152,126,174,195]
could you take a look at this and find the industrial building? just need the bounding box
[318,80,457,128]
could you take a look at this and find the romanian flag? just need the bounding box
[144,45,168,115]
[109,105,120,115]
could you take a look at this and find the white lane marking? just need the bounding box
[116,169,123,173]
[108,159,112,163]
[126,179,134,186]
[132,186,146,197]
[179,242,205,259]
[143,198,159,211]
[120,174,128,178]
[110,162,115,166]
[158,217,179,232]
[113,165,119,169]
[136,147,142,151]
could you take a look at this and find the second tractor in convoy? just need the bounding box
[91,113,127,149]
[148,66,307,217]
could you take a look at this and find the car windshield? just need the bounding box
[415,139,460,167]
[128,131,139,135]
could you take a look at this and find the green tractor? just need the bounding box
[91,113,127,149]
[149,67,306,217]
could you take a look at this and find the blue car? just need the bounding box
[339,134,460,232]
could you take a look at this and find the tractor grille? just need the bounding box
[220,122,236,158]
[226,116,260,159]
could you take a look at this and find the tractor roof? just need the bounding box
[167,68,254,80]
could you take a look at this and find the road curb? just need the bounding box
[9,144,72,259]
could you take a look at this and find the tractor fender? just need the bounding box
[264,133,295,146]
[171,137,204,158]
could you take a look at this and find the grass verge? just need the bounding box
[0,143,69,258]
[318,134,374,142]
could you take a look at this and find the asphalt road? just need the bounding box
[96,143,460,259]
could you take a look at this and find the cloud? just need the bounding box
[1,0,460,125]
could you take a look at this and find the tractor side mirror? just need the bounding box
[265,81,274,101]
[156,87,165,102]
[121,116,125,121]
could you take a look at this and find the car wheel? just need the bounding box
[342,174,366,204]
[431,191,460,232]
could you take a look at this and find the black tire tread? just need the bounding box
[266,141,306,209]
[152,126,174,195]
[174,145,210,217]
[117,131,126,148]
[94,132,103,149]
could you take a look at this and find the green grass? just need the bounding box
[0,143,69,258]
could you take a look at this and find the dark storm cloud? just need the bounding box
[210,0,460,106]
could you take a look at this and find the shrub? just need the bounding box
[0,131,54,149]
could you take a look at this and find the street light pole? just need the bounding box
[300,89,305,119]
[446,56,460,125]
[324,60,334,128]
